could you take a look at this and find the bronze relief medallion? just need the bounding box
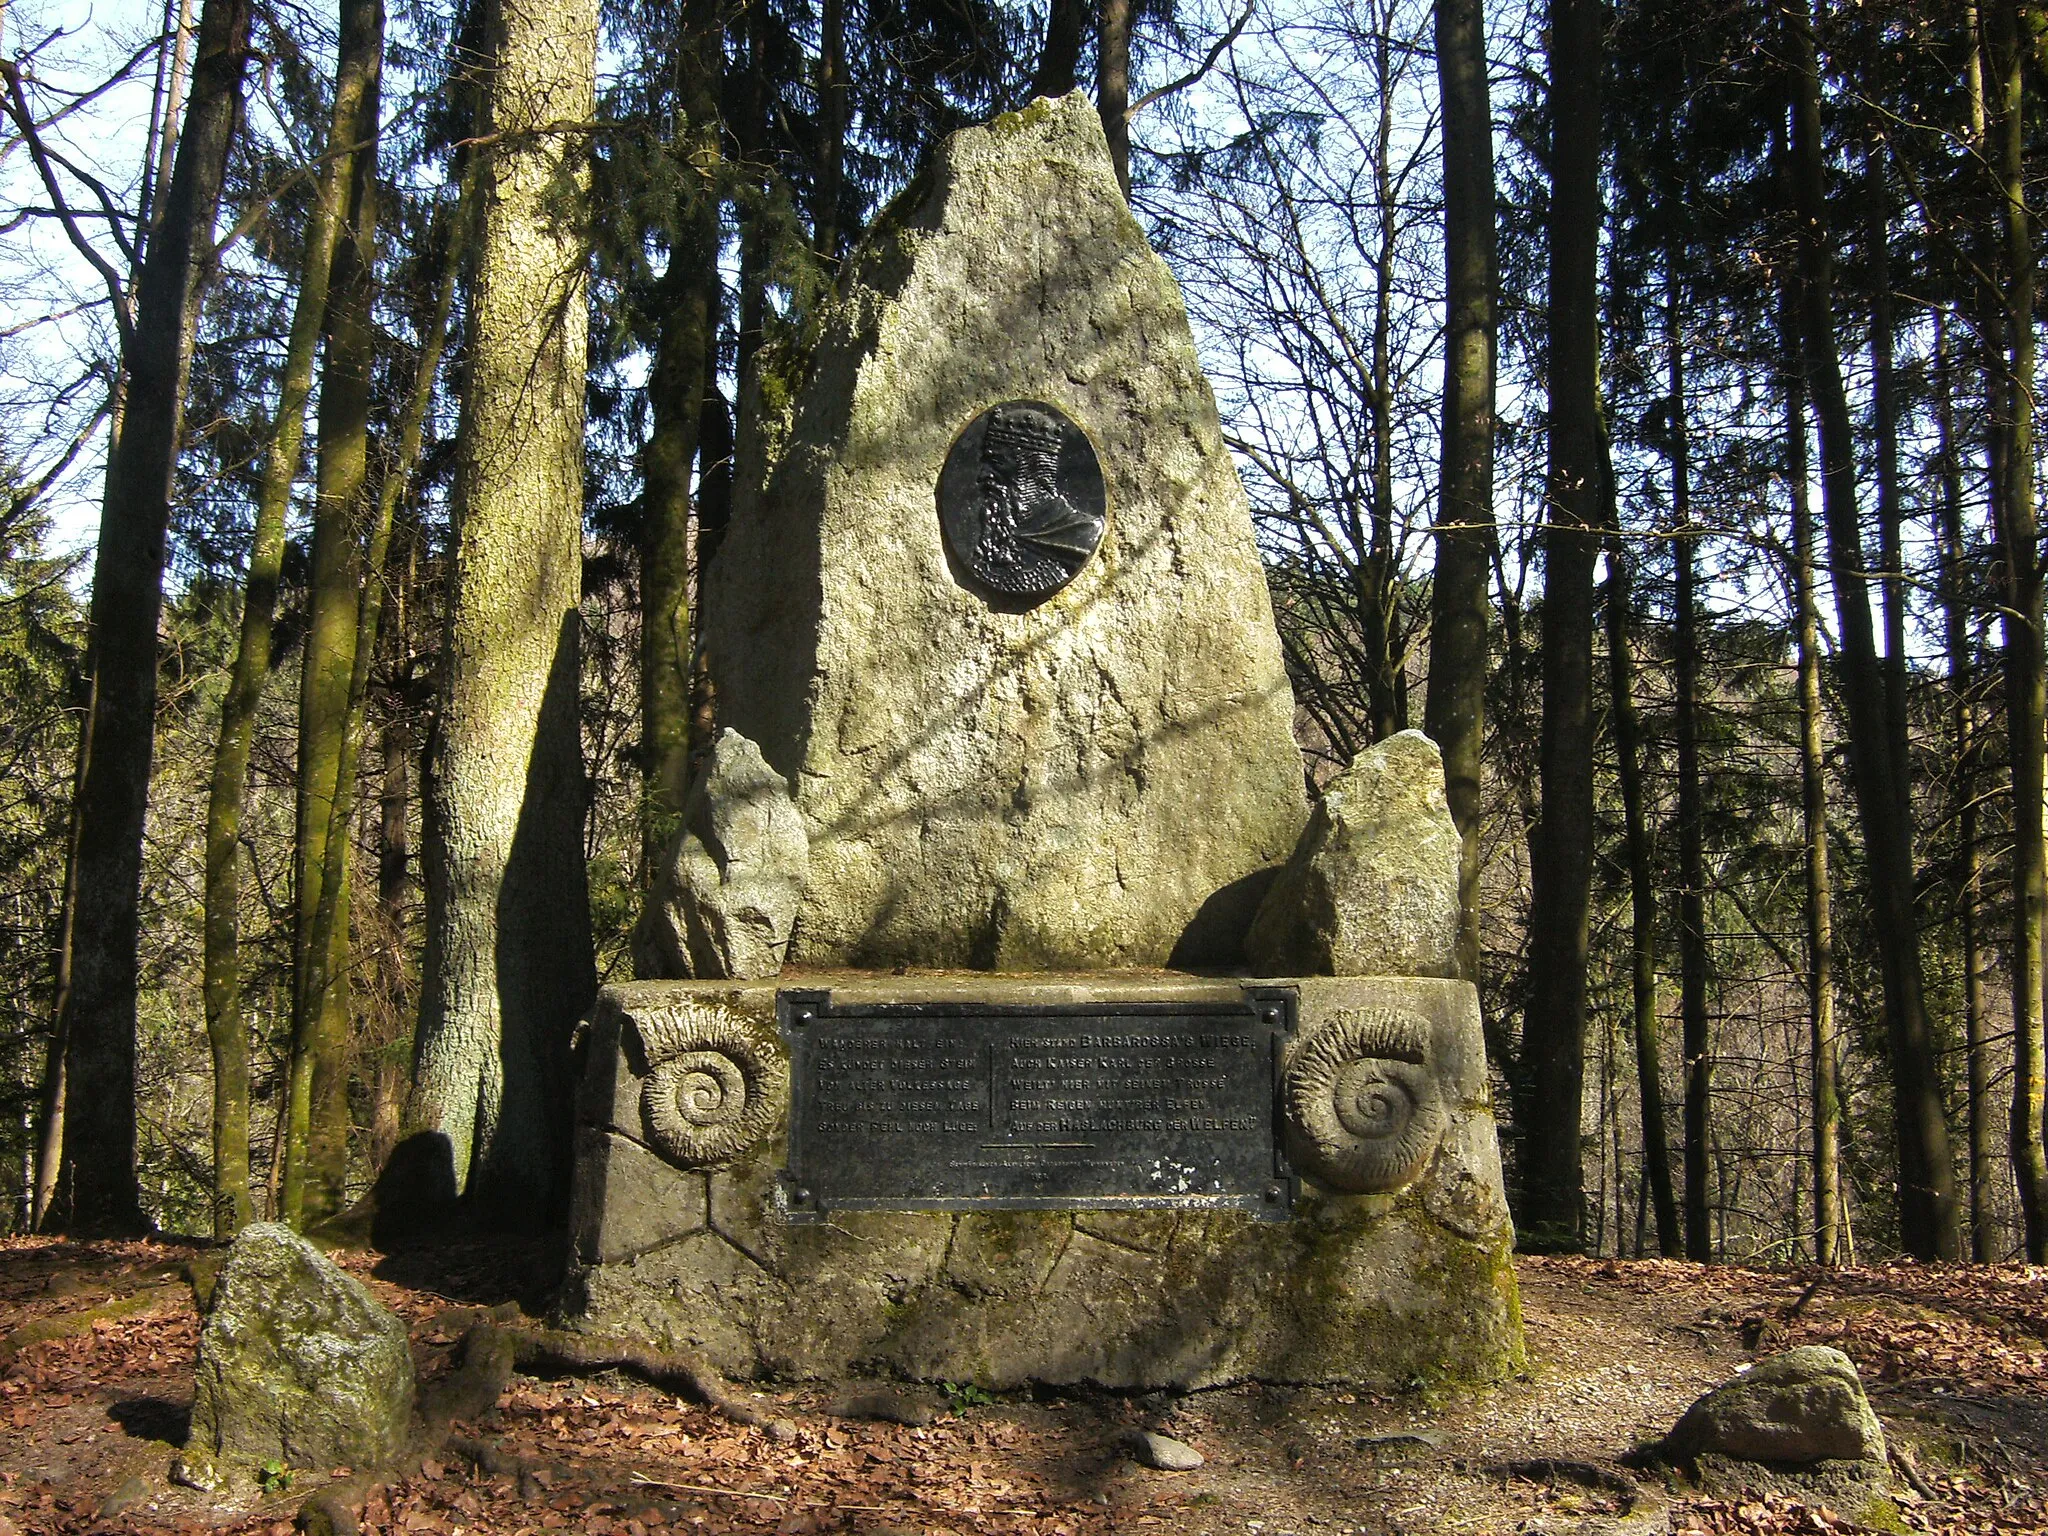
[937,400,1107,602]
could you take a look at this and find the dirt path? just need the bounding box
[0,1240,2041,1535]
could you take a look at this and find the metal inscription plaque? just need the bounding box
[778,989,1296,1221]
[937,400,1107,601]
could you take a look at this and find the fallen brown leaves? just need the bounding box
[0,1241,2043,1536]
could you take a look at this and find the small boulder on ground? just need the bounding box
[1123,1430,1204,1470]
[174,1223,414,1493]
[633,728,810,980]
[1245,730,1461,978]
[1665,1345,1886,1467]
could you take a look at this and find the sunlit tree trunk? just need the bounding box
[1986,0,2048,1260]
[1780,263,1841,1266]
[1787,0,1959,1260]
[1935,309,1993,1261]
[409,0,598,1221]
[1423,0,1496,982]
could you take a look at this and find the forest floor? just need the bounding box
[0,1236,2042,1536]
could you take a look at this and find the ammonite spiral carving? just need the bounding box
[1282,1006,1445,1195]
[635,1004,788,1168]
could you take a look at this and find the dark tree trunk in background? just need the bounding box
[1787,1,1959,1260]
[1666,267,1712,1263]
[1097,0,1131,196]
[1605,544,1680,1257]
[44,0,252,1235]
[1519,0,1606,1255]
[1424,0,1496,983]
[813,0,847,262]
[639,0,723,880]
[1032,0,1087,99]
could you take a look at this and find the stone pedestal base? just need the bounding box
[560,974,1523,1390]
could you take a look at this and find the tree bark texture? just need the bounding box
[1667,275,1712,1264]
[1782,273,1841,1266]
[639,0,722,877]
[47,0,251,1234]
[1787,1,1959,1260]
[1519,0,1605,1254]
[1097,0,1131,197]
[411,0,598,1222]
[1605,545,1681,1257]
[1423,0,1496,983]
[1032,0,1087,100]
[1934,309,1992,1262]
[284,0,384,1230]
[1986,0,2048,1260]
[200,0,374,1239]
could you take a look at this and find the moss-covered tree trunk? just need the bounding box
[44,0,251,1234]
[1423,0,1496,983]
[200,0,374,1239]
[409,0,598,1220]
[283,0,384,1229]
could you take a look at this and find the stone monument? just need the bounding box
[565,91,1522,1391]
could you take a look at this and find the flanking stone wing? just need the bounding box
[703,91,1306,969]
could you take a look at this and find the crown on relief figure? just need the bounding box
[983,408,1065,461]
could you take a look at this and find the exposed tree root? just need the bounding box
[295,1315,790,1533]
[0,1283,186,1372]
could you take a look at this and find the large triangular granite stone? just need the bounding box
[706,91,1307,968]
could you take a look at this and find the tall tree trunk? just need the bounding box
[1031,0,1087,99]
[1865,143,1910,827]
[1519,0,1605,1254]
[410,0,598,1222]
[1986,0,2048,1260]
[284,0,384,1229]
[1787,1,1960,1260]
[1781,263,1841,1265]
[812,0,846,263]
[1605,542,1680,1257]
[200,0,372,1239]
[1935,308,1993,1261]
[1362,15,1402,742]
[1424,0,1496,983]
[43,0,251,1234]
[1097,0,1130,197]
[639,0,722,877]
[303,167,468,1230]
[1668,263,1711,1263]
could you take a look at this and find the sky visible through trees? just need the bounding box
[1,0,2044,1268]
